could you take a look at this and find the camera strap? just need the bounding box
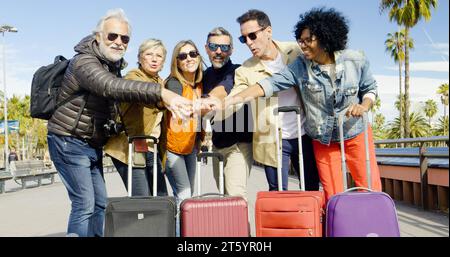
[114,102,129,137]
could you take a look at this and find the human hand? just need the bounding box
[162,88,193,120]
[345,103,368,117]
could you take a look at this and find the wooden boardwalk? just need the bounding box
[0,162,448,237]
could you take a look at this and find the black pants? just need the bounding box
[112,153,168,197]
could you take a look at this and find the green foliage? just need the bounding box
[387,112,431,138]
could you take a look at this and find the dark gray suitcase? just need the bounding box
[104,136,176,237]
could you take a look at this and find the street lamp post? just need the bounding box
[1,25,18,172]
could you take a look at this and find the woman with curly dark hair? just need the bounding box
[223,7,382,201]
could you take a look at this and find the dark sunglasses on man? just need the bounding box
[106,33,130,44]
[177,50,200,61]
[238,27,266,44]
[207,42,231,52]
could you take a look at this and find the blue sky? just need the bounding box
[1,0,449,122]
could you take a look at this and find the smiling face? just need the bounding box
[205,35,232,69]
[298,28,325,62]
[139,46,165,76]
[177,44,200,75]
[239,20,272,59]
[96,18,129,62]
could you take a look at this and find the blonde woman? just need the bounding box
[164,40,204,235]
[105,39,168,197]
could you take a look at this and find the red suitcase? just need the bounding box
[255,106,325,237]
[180,152,249,237]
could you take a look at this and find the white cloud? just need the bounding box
[374,75,449,122]
[429,43,449,57]
[386,61,449,72]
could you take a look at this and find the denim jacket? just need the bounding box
[259,49,377,145]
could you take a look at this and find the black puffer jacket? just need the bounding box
[47,35,162,148]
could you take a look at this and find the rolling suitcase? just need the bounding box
[180,152,249,237]
[105,136,177,237]
[325,112,400,237]
[255,106,325,237]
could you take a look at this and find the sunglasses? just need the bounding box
[238,27,266,44]
[177,50,200,61]
[207,42,231,52]
[106,33,130,44]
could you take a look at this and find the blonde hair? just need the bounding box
[168,40,203,86]
[138,38,167,66]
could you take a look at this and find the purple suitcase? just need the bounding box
[325,112,400,237]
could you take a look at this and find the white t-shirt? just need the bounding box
[262,52,306,139]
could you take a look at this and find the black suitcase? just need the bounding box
[104,136,176,237]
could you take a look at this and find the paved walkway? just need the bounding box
[0,162,448,237]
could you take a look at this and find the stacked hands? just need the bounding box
[162,88,369,121]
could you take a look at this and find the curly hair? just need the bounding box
[294,7,349,54]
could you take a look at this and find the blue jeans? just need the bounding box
[111,153,168,197]
[264,135,320,191]
[165,149,197,236]
[47,133,107,237]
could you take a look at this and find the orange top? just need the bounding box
[166,82,203,155]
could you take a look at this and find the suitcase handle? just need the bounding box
[196,152,225,195]
[273,106,305,192]
[344,187,373,193]
[273,106,302,115]
[197,152,224,162]
[338,110,371,190]
[128,135,158,144]
[127,135,159,197]
[192,193,226,199]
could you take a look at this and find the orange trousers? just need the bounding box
[312,126,382,201]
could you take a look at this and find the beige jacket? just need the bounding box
[227,41,301,168]
[104,68,167,167]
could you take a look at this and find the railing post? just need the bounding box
[419,142,429,210]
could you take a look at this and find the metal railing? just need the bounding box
[374,136,449,210]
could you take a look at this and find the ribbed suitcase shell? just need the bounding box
[255,191,325,237]
[326,191,400,237]
[105,197,177,237]
[180,196,249,237]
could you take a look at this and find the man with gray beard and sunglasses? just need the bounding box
[201,27,253,200]
[47,8,192,237]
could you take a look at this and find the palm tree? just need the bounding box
[434,116,449,136]
[437,83,449,135]
[385,28,414,139]
[380,0,438,138]
[387,112,430,139]
[373,113,387,140]
[370,97,382,123]
[423,99,438,130]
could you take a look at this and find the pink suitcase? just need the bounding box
[180,152,249,237]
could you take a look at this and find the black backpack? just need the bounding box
[30,55,80,120]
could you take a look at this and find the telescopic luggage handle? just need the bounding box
[196,152,225,195]
[338,110,371,191]
[273,106,302,115]
[273,106,305,192]
[128,136,159,197]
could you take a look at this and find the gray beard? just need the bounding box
[211,56,230,69]
[98,37,125,63]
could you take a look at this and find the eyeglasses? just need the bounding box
[177,50,200,61]
[297,36,316,47]
[238,27,266,44]
[207,42,231,52]
[106,33,130,44]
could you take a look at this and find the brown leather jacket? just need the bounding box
[47,35,162,147]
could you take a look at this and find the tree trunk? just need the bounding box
[404,28,411,138]
[399,58,404,139]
